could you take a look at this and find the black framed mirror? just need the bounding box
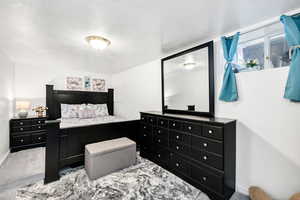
[161,41,215,117]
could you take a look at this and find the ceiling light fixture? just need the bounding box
[85,35,111,50]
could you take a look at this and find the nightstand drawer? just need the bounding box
[12,126,32,133]
[12,120,31,127]
[32,132,46,144]
[12,135,31,146]
[32,124,46,131]
[32,119,45,125]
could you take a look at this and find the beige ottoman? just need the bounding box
[85,137,136,180]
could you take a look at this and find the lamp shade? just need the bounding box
[16,101,30,110]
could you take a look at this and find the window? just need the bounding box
[235,22,290,73]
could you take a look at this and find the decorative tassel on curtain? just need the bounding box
[219,32,240,102]
[280,15,300,102]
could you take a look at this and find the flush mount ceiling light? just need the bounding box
[85,35,111,50]
[183,55,197,70]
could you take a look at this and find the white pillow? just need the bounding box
[89,104,109,117]
[61,104,80,119]
[78,104,96,119]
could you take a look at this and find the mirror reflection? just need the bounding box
[163,47,209,112]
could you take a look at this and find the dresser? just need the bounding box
[140,111,236,200]
[10,117,47,152]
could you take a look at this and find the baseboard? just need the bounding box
[0,150,10,167]
[236,184,249,196]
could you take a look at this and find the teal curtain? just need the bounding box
[280,15,300,101]
[219,32,240,102]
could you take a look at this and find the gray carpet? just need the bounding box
[17,155,210,200]
[0,148,45,193]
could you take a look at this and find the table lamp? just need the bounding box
[16,101,30,118]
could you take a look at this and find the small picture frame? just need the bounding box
[66,77,83,90]
[92,79,105,92]
[84,76,91,91]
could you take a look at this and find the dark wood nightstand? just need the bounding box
[10,116,47,152]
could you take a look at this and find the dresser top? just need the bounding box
[140,111,236,125]
[11,116,47,121]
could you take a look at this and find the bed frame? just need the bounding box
[44,85,139,183]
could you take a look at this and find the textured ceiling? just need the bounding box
[0,0,299,74]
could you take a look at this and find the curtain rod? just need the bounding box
[238,12,300,36]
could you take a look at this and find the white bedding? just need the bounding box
[59,115,129,129]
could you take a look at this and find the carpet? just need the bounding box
[16,155,210,200]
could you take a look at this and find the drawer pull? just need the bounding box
[142,117,145,120]
[176,146,179,150]
[176,163,180,167]
[20,139,24,143]
[176,135,179,139]
[143,134,147,137]
[158,130,161,134]
[20,128,24,131]
[158,139,161,143]
[38,126,41,129]
[173,123,176,127]
[143,126,146,129]
[188,126,192,130]
[38,121,41,124]
[157,154,161,158]
[161,121,164,125]
[202,176,207,181]
[20,122,24,125]
[203,156,208,160]
[203,143,208,147]
[208,130,213,134]
[38,137,42,140]
[150,119,153,122]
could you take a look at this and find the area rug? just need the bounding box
[16,155,210,200]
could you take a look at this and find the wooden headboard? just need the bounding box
[46,85,114,120]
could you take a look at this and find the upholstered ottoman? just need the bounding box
[85,137,136,180]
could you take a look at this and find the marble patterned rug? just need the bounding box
[16,155,210,200]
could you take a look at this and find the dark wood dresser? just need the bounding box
[140,111,236,200]
[10,117,47,152]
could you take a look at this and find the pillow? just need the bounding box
[89,104,109,117]
[78,104,96,119]
[61,104,80,119]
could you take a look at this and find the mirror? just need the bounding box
[162,41,215,117]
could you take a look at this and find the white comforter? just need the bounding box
[59,115,129,129]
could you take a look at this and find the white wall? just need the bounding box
[112,60,161,120]
[0,52,14,165]
[14,63,112,116]
[111,42,300,200]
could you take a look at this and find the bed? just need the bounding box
[44,85,139,183]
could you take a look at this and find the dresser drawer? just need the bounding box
[153,135,168,147]
[32,132,46,144]
[12,134,31,146]
[191,136,223,156]
[202,125,223,141]
[158,118,168,128]
[140,131,152,145]
[169,153,190,177]
[170,141,190,155]
[169,130,191,145]
[153,127,168,138]
[140,115,148,123]
[191,165,224,194]
[32,119,45,125]
[140,124,152,133]
[148,116,157,125]
[191,149,223,170]
[168,120,182,130]
[182,122,202,136]
[12,126,32,133]
[152,147,170,166]
[12,120,31,127]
